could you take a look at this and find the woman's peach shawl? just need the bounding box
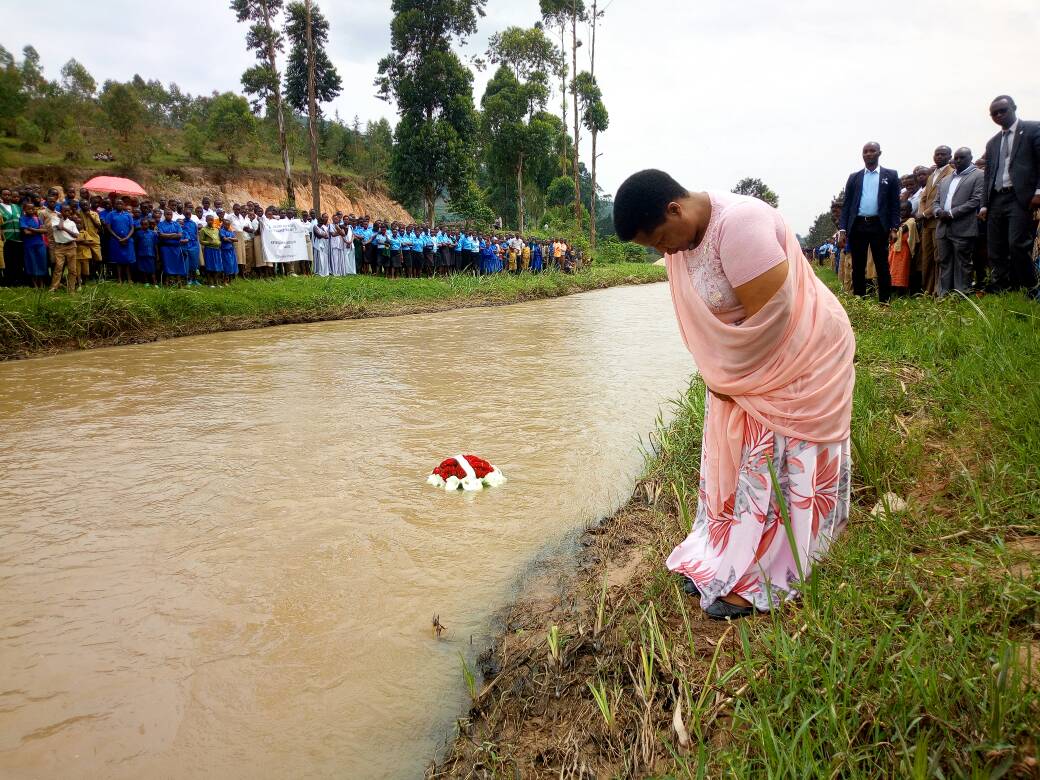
[664,222,855,514]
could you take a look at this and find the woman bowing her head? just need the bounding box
[614,169,855,620]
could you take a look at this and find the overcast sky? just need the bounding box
[4,0,1038,231]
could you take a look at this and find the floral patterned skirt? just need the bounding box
[666,394,852,612]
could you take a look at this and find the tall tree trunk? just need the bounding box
[425,185,435,228]
[305,0,320,214]
[570,4,581,230]
[590,0,598,80]
[559,22,568,177]
[262,5,294,207]
[516,152,525,234]
[590,129,597,253]
[589,0,598,252]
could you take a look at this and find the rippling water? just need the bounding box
[0,282,694,779]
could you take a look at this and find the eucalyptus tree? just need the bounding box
[231,0,294,205]
[377,0,487,225]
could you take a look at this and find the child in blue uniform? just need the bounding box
[200,216,223,287]
[107,199,136,284]
[134,218,158,286]
[219,218,238,284]
[179,214,201,286]
[529,240,543,273]
[19,203,49,288]
[156,210,186,285]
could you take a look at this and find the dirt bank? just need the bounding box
[0,164,413,222]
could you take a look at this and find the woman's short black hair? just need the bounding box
[613,169,688,242]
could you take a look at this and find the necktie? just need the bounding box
[999,130,1011,188]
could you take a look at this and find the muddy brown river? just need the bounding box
[0,282,693,779]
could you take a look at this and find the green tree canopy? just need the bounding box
[232,0,294,204]
[732,177,779,208]
[0,54,26,135]
[206,92,258,165]
[100,82,146,142]
[377,0,486,224]
[284,1,342,113]
[481,25,561,232]
[805,211,838,248]
[59,58,96,99]
[487,25,564,95]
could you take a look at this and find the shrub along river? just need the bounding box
[0,282,695,778]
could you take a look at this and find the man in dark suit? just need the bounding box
[838,142,901,303]
[934,147,985,297]
[980,95,1040,293]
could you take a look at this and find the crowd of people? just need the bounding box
[815,94,1040,302]
[0,187,582,291]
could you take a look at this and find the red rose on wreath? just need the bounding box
[428,455,505,490]
[433,455,492,480]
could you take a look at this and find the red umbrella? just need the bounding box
[82,176,149,197]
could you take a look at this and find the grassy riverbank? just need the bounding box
[0,263,664,359]
[435,273,1040,778]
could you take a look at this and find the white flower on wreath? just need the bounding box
[461,476,484,492]
[444,476,461,491]
[427,474,446,488]
[483,468,507,488]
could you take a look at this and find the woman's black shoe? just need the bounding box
[705,599,754,620]
[676,575,700,597]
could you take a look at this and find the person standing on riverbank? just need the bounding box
[19,204,48,288]
[156,210,186,286]
[980,95,1040,294]
[75,201,102,287]
[934,147,984,297]
[134,218,158,287]
[614,169,855,620]
[107,200,136,284]
[48,204,80,293]
[200,217,223,287]
[838,142,901,304]
[917,147,953,295]
[219,219,238,285]
[0,190,24,287]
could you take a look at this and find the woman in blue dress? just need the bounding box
[219,218,238,284]
[134,218,158,286]
[107,199,136,283]
[179,213,201,286]
[19,203,49,288]
[156,210,186,285]
[529,240,543,273]
[199,216,223,287]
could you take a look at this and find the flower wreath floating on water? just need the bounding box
[426,454,507,492]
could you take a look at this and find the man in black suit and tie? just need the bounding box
[979,95,1040,293]
[838,142,901,303]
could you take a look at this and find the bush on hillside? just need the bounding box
[594,235,648,264]
[16,116,42,152]
[56,124,85,162]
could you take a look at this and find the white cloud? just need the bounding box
[3,0,1038,231]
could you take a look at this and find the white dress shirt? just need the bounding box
[50,215,79,244]
[943,169,968,213]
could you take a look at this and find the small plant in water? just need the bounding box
[459,652,478,704]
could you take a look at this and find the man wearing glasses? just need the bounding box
[980,95,1040,294]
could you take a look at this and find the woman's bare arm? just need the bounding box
[732,260,789,319]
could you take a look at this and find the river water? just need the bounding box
[0,282,694,779]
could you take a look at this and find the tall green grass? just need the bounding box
[0,263,664,358]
